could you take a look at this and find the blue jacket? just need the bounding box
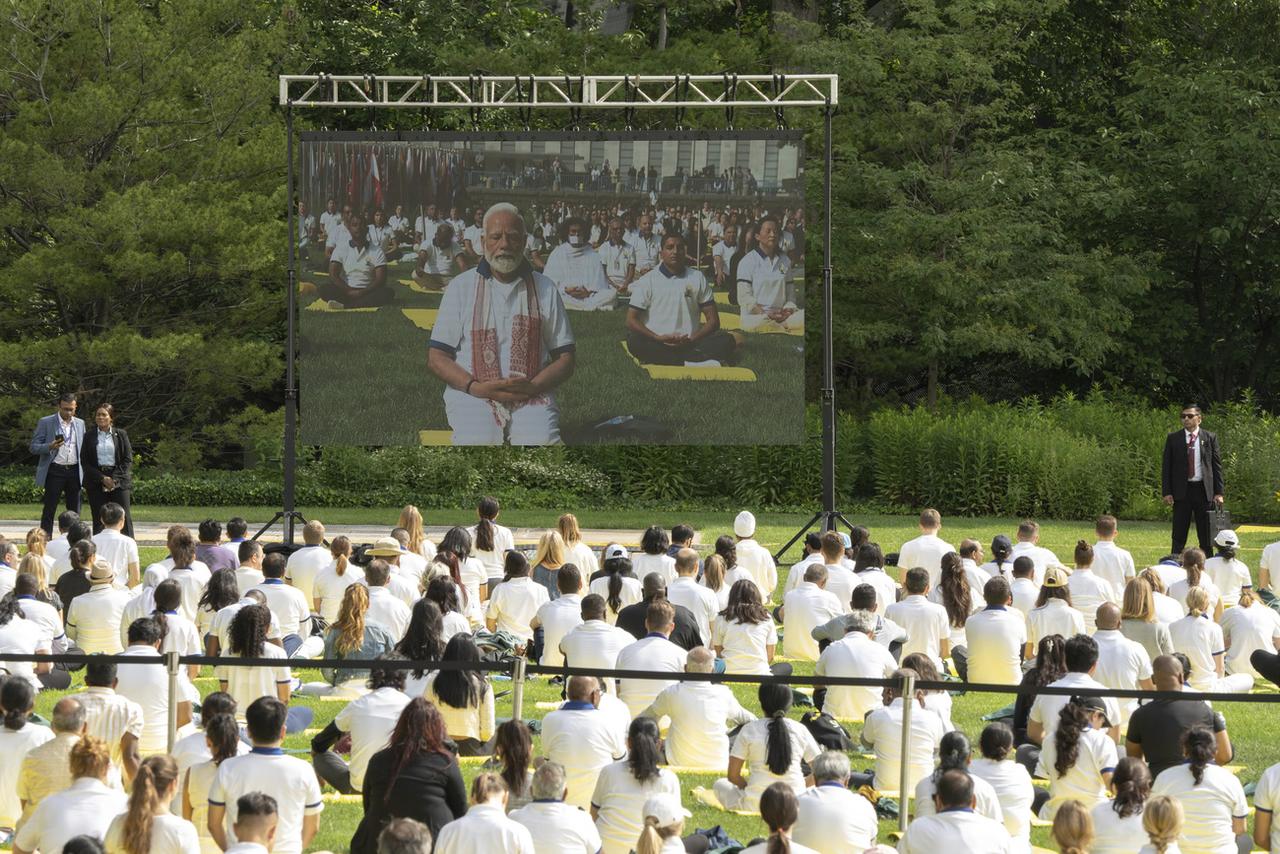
[30,412,85,486]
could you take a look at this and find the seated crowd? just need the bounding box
[0,501,1279,853]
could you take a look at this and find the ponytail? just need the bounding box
[703,554,726,593]
[1054,699,1090,778]
[331,535,351,577]
[1184,726,1215,786]
[0,679,33,730]
[635,817,681,854]
[1074,539,1093,568]
[605,557,632,614]
[204,713,242,764]
[122,755,179,854]
[759,684,794,775]
[760,782,798,854]
[475,497,499,552]
[1183,548,1205,588]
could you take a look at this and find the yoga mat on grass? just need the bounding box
[304,298,377,314]
[401,308,440,330]
[620,341,756,382]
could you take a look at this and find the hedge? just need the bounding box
[1,395,1274,520]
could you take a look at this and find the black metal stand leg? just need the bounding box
[252,510,310,544]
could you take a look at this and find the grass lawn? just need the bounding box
[296,257,805,446]
[17,515,1280,852]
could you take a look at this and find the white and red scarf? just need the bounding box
[469,265,546,427]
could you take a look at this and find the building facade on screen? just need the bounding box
[297,131,806,447]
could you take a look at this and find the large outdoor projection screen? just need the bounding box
[298,131,805,446]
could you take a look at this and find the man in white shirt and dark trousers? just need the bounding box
[30,392,84,537]
[856,667,948,793]
[780,563,843,661]
[209,697,323,854]
[791,750,879,854]
[311,655,411,794]
[509,761,603,854]
[640,646,755,769]
[252,553,312,656]
[616,600,689,718]
[898,768,1014,853]
[897,509,955,589]
[540,675,626,809]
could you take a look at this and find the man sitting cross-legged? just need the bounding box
[321,211,390,309]
[625,232,742,366]
[412,221,470,290]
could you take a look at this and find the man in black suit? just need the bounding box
[1162,404,1224,554]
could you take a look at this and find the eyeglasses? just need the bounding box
[1181,413,1199,419]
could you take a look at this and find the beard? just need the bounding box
[486,250,523,275]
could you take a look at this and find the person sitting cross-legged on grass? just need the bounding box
[625,232,741,366]
[790,750,879,854]
[712,682,820,812]
[509,762,602,854]
[897,769,1014,853]
[311,653,412,794]
[321,211,391,308]
[541,675,627,811]
[640,646,756,769]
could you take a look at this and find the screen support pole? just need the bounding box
[255,101,308,545]
[773,101,852,561]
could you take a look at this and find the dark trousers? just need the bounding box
[37,670,72,690]
[951,645,969,682]
[625,329,738,366]
[40,464,81,536]
[1172,487,1212,554]
[1251,650,1280,688]
[313,751,355,794]
[317,280,394,308]
[87,484,133,538]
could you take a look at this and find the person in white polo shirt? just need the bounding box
[509,761,602,854]
[220,792,278,854]
[732,511,777,600]
[90,502,138,588]
[486,551,550,650]
[251,552,312,656]
[235,540,266,596]
[1027,634,1122,780]
[530,564,583,667]
[886,567,951,669]
[311,655,411,794]
[114,616,193,757]
[598,217,637,296]
[1068,541,1119,633]
[363,558,412,642]
[712,683,821,812]
[540,676,626,810]
[964,576,1028,686]
[1025,566,1086,658]
[1091,515,1136,594]
[625,232,740,365]
[780,564,843,661]
[1221,585,1280,678]
[814,609,898,722]
[1009,556,1040,615]
[1205,528,1252,608]
[667,548,719,643]
[1010,520,1058,585]
[898,769,1014,853]
[321,212,390,309]
[69,657,142,782]
[12,735,127,854]
[790,750,878,854]
[559,594,636,694]
[434,773,535,854]
[285,520,329,604]
[1092,603,1153,727]
[208,697,323,854]
[914,731,1004,823]
[616,600,688,717]
[815,533,859,614]
[1151,725,1248,854]
[640,646,755,769]
[734,215,802,332]
[66,559,132,654]
[897,509,955,589]
[857,668,947,793]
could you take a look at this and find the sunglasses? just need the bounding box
[1181,413,1199,419]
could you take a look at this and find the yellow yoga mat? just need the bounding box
[690,786,758,816]
[401,308,440,330]
[322,793,362,803]
[619,341,757,382]
[400,276,448,293]
[717,312,803,335]
[418,429,454,446]
[303,298,377,313]
[1240,525,1280,534]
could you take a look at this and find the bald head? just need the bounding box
[566,675,600,703]
[51,697,86,733]
[1095,603,1121,631]
[1152,654,1183,690]
[675,548,699,577]
[685,646,716,673]
[641,572,666,599]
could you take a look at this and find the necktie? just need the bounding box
[1187,433,1197,479]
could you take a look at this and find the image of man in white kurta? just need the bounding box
[542,218,615,311]
[427,204,576,446]
[735,215,802,331]
[599,218,637,295]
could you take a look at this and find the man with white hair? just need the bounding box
[791,750,879,854]
[428,203,576,446]
[542,217,615,311]
[508,761,603,854]
[639,647,755,769]
[814,609,898,721]
[732,511,777,599]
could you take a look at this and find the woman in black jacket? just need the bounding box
[350,697,467,854]
[82,403,133,536]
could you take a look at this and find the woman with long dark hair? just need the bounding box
[82,403,134,537]
[590,717,682,854]
[930,552,977,669]
[183,713,241,854]
[470,497,514,588]
[713,579,787,676]
[194,569,239,649]
[349,699,467,854]
[712,682,820,811]
[0,678,52,829]
[485,551,548,650]
[424,575,472,640]
[423,634,495,755]
[1042,695,1117,818]
[589,546,642,624]
[981,534,1015,578]
[152,579,202,685]
[1169,549,1224,621]
[397,598,446,696]
[1151,726,1247,853]
[1090,756,1152,854]
[632,526,675,587]
[438,525,487,614]
[219,604,296,719]
[490,719,534,812]
[740,782,814,854]
[912,730,1003,821]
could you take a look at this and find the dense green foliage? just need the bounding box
[2,0,1277,515]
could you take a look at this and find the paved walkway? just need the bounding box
[0,518,667,548]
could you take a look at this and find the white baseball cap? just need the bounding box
[642,794,691,826]
[734,510,756,538]
[604,544,629,561]
[1214,529,1239,548]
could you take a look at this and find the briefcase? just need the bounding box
[1210,507,1232,540]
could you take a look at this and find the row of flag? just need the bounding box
[301,142,467,215]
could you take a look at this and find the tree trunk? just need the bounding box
[657,4,668,50]
[926,359,939,411]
